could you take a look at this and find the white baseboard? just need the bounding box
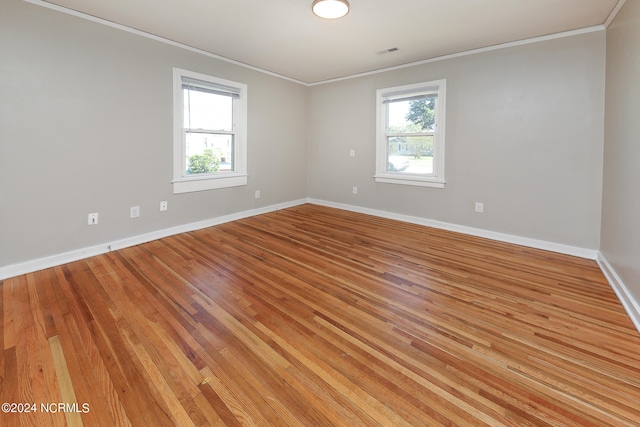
[3,197,637,335]
[308,199,599,259]
[597,252,640,334]
[0,198,599,281]
[309,199,640,334]
[0,198,307,280]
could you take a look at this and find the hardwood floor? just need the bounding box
[2,203,639,426]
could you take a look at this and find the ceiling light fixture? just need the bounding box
[312,0,350,19]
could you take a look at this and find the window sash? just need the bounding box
[182,83,235,133]
[385,130,435,137]
[184,129,236,135]
[383,94,438,134]
[181,77,238,177]
[183,131,235,175]
[375,79,446,188]
[173,68,248,193]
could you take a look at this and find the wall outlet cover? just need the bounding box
[88,213,99,225]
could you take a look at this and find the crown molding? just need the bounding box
[26,0,606,87]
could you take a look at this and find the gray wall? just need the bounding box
[602,1,640,302]
[308,32,606,249]
[0,0,308,267]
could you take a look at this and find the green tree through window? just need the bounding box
[406,98,435,131]
[186,149,220,174]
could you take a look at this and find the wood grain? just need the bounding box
[1,204,639,426]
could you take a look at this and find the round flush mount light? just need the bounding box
[312,0,350,19]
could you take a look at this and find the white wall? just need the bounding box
[308,32,606,250]
[0,0,308,269]
[601,0,640,316]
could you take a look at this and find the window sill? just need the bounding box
[173,174,248,194]
[374,174,445,188]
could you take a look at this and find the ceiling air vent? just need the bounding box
[376,47,399,55]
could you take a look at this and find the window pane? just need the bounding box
[388,97,436,132]
[183,89,233,131]
[387,136,434,174]
[185,133,234,175]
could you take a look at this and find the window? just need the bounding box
[375,80,446,188]
[173,68,247,193]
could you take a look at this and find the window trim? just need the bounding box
[374,79,446,188]
[172,68,248,194]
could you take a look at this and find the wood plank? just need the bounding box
[26,272,64,427]
[12,274,42,427]
[3,278,15,351]
[49,335,84,427]
[1,347,20,427]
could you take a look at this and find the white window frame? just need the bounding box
[172,68,248,194]
[374,80,446,188]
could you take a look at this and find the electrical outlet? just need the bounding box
[255,190,261,199]
[88,213,99,225]
[160,201,168,211]
[475,202,484,213]
[130,206,140,218]
[350,149,355,157]
[352,186,358,194]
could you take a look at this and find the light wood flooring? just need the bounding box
[2,203,640,426]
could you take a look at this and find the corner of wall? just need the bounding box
[596,252,640,334]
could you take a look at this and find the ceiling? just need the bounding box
[40,0,622,84]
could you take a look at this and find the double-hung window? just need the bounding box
[375,79,446,188]
[173,68,247,194]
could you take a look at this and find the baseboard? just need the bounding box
[0,197,602,278]
[3,198,637,336]
[596,252,640,334]
[309,199,640,333]
[0,198,308,281]
[308,199,599,259]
